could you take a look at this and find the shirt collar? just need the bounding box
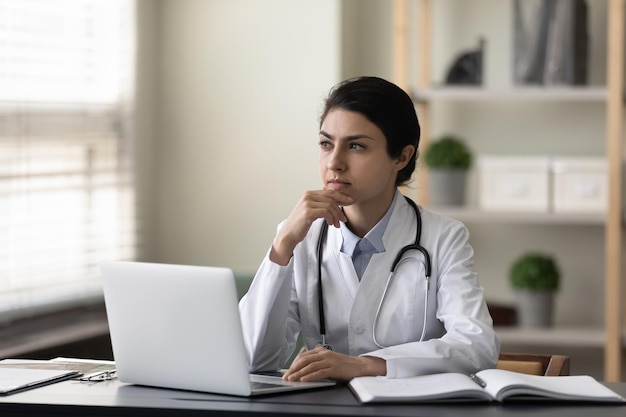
[340,190,399,255]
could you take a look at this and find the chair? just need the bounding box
[497,353,570,376]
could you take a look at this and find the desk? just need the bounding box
[0,378,625,417]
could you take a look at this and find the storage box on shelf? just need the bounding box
[478,156,550,213]
[552,157,607,214]
[477,155,608,215]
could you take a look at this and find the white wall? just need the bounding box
[138,0,341,274]
[340,0,393,80]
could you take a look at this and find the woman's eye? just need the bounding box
[349,143,365,150]
[319,140,332,149]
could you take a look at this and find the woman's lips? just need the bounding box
[327,180,349,190]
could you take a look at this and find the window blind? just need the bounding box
[0,0,137,321]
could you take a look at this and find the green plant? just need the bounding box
[423,135,472,169]
[510,253,560,291]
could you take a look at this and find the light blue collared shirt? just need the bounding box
[340,192,398,280]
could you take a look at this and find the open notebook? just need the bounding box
[100,261,334,396]
[348,369,625,403]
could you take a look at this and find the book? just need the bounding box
[513,0,552,85]
[348,369,626,403]
[0,367,79,395]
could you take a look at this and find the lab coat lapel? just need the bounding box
[350,197,417,334]
[327,225,359,299]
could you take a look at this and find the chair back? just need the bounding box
[497,353,570,376]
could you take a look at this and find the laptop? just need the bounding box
[100,261,335,396]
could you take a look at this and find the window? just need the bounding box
[0,0,137,320]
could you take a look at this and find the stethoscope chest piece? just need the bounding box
[317,334,332,351]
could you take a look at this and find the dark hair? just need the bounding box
[320,76,420,186]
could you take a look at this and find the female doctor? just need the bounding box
[239,76,500,382]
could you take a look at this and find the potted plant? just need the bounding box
[423,135,472,206]
[509,252,560,328]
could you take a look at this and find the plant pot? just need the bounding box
[514,290,555,328]
[428,169,467,206]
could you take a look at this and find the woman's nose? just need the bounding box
[327,148,345,171]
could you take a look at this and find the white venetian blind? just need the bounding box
[0,0,137,320]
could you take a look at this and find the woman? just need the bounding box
[239,76,500,382]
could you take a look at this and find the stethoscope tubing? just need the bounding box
[316,217,330,349]
[371,257,430,348]
[316,196,432,350]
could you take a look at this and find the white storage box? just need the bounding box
[478,156,550,212]
[551,157,607,213]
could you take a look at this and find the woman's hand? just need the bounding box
[270,190,353,266]
[282,346,386,382]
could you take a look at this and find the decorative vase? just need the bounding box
[514,290,555,328]
[428,169,467,206]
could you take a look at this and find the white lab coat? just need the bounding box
[239,193,500,378]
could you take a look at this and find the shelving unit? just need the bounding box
[495,326,607,348]
[412,86,608,102]
[392,0,625,381]
[432,206,605,225]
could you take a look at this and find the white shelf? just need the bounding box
[495,326,610,348]
[411,86,608,102]
[431,206,606,225]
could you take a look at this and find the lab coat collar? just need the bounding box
[339,191,398,256]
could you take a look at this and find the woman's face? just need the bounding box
[318,109,409,210]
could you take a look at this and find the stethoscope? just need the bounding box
[316,196,432,350]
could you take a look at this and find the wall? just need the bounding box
[137,0,341,274]
[340,0,393,80]
[134,0,159,264]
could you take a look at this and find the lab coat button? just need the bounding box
[354,326,365,334]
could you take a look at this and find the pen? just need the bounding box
[469,373,486,388]
[79,370,117,382]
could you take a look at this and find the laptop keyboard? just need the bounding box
[250,380,288,390]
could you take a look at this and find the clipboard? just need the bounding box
[0,357,116,382]
[0,367,79,395]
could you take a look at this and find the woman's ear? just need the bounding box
[394,145,416,172]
